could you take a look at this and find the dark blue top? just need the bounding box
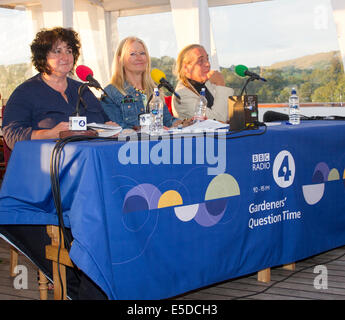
[100,83,175,129]
[2,73,110,149]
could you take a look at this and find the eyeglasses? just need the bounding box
[129,51,146,57]
[50,47,73,56]
[187,55,210,67]
[195,56,209,65]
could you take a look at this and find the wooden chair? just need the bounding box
[45,225,73,300]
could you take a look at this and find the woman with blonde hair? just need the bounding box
[101,36,177,129]
[172,44,234,122]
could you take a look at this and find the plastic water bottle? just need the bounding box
[193,88,207,123]
[149,88,164,134]
[289,88,300,125]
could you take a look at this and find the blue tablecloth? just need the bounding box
[1,120,345,299]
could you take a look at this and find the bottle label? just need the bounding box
[139,113,151,126]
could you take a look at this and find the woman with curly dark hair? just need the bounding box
[2,27,117,150]
[0,27,114,300]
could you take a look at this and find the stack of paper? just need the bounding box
[87,122,122,137]
[168,119,229,134]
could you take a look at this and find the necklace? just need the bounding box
[134,87,145,94]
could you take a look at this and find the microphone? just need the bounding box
[235,65,267,82]
[151,68,181,100]
[76,65,103,90]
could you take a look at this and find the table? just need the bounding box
[1,120,345,300]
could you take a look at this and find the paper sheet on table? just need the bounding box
[87,122,122,137]
[169,119,229,134]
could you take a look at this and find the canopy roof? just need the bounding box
[0,0,270,12]
[0,0,344,90]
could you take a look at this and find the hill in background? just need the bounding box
[219,49,344,103]
[268,50,342,70]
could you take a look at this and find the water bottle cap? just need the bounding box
[201,88,206,96]
[154,88,159,96]
[291,88,297,94]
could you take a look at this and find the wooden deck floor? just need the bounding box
[0,239,53,300]
[1,237,345,300]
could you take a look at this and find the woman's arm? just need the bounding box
[30,122,70,140]
[2,87,35,149]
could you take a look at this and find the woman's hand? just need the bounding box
[31,121,70,140]
[105,121,120,127]
[207,70,225,86]
[171,118,194,128]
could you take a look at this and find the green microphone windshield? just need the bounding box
[235,64,248,77]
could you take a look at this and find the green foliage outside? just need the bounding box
[1,51,344,104]
[0,64,32,101]
[152,51,345,104]
[225,55,344,104]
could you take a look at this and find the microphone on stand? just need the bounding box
[76,65,108,97]
[76,65,102,90]
[235,65,267,82]
[151,68,181,100]
[235,64,267,96]
[228,65,267,131]
[59,65,102,138]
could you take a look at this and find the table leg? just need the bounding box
[283,262,296,271]
[257,268,271,282]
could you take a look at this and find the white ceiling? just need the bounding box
[102,0,270,11]
[0,0,271,12]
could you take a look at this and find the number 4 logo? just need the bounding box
[273,150,295,188]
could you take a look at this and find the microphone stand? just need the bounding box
[240,76,255,96]
[59,83,98,139]
[75,83,88,116]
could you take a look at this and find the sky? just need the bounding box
[117,0,340,67]
[0,0,341,68]
[0,7,32,65]
[209,0,340,67]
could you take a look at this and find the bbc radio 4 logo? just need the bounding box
[252,150,296,188]
[69,116,87,130]
[252,153,270,171]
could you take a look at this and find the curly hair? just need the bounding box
[30,27,81,74]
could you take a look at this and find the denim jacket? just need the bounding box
[100,83,175,129]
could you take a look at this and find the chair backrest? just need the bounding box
[164,96,173,116]
[1,104,12,165]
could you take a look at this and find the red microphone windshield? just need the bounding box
[76,65,93,82]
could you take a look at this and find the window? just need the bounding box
[210,0,344,104]
[0,7,33,100]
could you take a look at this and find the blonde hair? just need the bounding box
[110,36,155,96]
[174,44,205,95]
